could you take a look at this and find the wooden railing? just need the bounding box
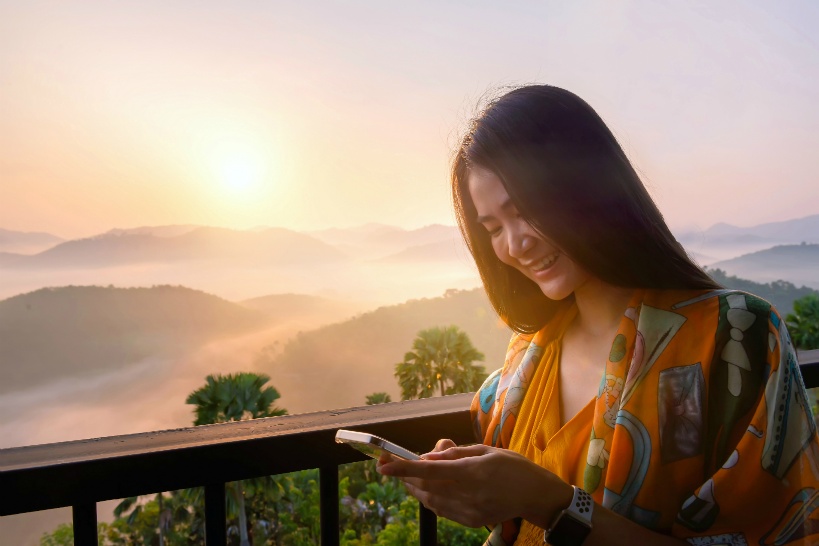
[1,350,818,546]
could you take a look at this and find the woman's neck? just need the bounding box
[571,278,633,339]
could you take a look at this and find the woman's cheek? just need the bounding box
[491,238,508,263]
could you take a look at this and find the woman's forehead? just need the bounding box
[467,168,514,218]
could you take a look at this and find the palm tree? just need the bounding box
[113,491,192,546]
[395,326,487,400]
[186,372,287,425]
[365,392,392,405]
[787,294,819,350]
[186,372,287,546]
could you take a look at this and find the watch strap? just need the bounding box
[543,485,593,545]
[566,485,593,524]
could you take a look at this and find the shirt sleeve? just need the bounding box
[672,303,819,545]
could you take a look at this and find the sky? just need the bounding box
[1,0,818,239]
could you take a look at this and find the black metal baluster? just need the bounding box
[419,503,437,546]
[72,502,98,546]
[320,465,340,546]
[205,483,227,546]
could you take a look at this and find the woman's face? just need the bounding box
[467,166,591,301]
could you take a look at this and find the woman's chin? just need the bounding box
[535,283,575,301]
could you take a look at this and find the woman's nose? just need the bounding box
[507,225,535,259]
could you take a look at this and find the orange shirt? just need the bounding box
[471,289,819,545]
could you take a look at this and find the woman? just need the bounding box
[378,85,819,545]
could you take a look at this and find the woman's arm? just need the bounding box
[378,441,689,546]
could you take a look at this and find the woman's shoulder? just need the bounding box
[644,288,780,321]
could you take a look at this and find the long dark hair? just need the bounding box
[452,85,719,333]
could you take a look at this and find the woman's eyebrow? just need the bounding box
[475,198,514,224]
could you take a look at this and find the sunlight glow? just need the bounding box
[220,156,260,194]
[209,146,271,200]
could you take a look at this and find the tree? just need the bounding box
[395,326,487,400]
[40,523,76,546]
[113,492,171,546]
[365,392,392,405]
[787,294,819,350]
[186,372,288,546]
[186,372,287,425]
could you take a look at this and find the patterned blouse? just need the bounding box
[471,289,819,545]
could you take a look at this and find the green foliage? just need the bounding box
[786,294,819,350]
[438,518,489,546]
[185,372,288,546]
[40,523,76,546]
[365,392,392,405]
[186,372,287,425]
[395,325,487,400]
[372,496,487,546]
[375,497,419,546]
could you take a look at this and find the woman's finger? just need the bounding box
[379,455,483,480]
[432,438,457,452]
[421,443,491,461]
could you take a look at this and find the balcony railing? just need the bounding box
[2,349,818,546]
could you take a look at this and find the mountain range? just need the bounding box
[0,214,816,302]
[710,243,819,289]
[677,214,819,263]
[0,228,64,255]
[0,226,345,268]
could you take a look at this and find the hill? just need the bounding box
[0,226,346,268]
[309,224,460,260]
[0,285,267,394]
[703,215,819,241]
[239,293,371,324]
[377,239,471,263]
[0,228,64,254]
[706,268,818,316]
[709,244,819,289]
[676,214,819,263]
[258,288,512,414]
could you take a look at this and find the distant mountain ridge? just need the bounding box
[676,214,819,263]
[704,215,819,240]
[1,217,816,303]
[101,225,200,238]
[710,243,819,289]
[309,223,460,260]
[0,228,64,255]
[0,226,346,268]
[377,239,472,263]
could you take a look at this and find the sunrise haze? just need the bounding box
[2,0,818,240]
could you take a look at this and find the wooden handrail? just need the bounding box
[2,352,818,545]
[0,393,475,517]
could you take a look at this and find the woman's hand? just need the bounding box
[377,439,571,529]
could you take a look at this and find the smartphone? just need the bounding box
[335,429,421,461]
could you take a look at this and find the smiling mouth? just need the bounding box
[528,253,560,273]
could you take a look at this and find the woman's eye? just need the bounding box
[487,226,502,237]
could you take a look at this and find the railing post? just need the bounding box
[205,483,227,546]
[320,465,340,546]
[419,503,437,546]
[72,502,98,546]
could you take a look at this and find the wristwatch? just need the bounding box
[544,485,593,546]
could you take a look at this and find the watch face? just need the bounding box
[545,512,592,546]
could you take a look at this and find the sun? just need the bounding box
[220,157,258,193]
[214,151,267,198]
